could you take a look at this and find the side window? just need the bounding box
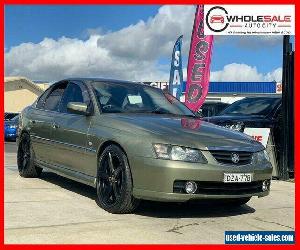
[44,83,67,111]
[59,82,90,113]
[36,87,52,109]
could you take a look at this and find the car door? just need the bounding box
[51,80,94,176]
[29,82,68,164]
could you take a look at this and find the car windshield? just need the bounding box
[91,81,195,117]
[219,97,281,116]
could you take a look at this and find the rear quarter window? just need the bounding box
[36,87,52,109]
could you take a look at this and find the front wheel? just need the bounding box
[17,133,42,178]
[96,145,139,214]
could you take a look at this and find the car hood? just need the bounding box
[104,113,263,152]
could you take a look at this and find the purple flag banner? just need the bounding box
[185,5,214,112]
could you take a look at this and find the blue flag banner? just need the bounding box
[169,35,183,99]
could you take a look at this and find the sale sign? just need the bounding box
[168,35,184,99]
[244,127,270,147]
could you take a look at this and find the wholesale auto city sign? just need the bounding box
[204,5,295,35]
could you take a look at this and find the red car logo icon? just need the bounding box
[210,15,224,23]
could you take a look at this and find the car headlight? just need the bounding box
[252,150,270,164]
[153,144,207,163]
[224,122,244,132]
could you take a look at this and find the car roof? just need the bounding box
[66,77,143,86]
[48,78,162,96]
[243,96,282,100]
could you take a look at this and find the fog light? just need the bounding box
[262,180,270,191]
[185,181,197,194]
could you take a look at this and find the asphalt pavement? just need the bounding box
[4,141,18,153]
[4,142,295,244]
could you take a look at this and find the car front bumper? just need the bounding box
[5,133,17,140]
[5,127,17,140]
[130,155,272,202]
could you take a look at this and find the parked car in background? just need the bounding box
[17,79,272,214]
[5,115,19,141]
[197,101,230,118]
[203,97,282,132]
[203,97,282,169]
[5,112,19,121]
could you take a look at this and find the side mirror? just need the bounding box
[67,102,90,116]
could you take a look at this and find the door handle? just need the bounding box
[52,123,60,129]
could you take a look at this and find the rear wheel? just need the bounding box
[96,145,139,214]
[17,133,42,178]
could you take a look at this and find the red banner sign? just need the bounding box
[185,5,214,112]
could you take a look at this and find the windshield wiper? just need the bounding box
[149,110,172,115]
[182,114,197,118]
[150,111,196,118]
[123,109,196,117]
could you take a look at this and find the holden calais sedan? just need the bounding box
[17,78,272,213]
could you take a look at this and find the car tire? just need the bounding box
[96,144,140,214]
[17,133,42,178]
[223,197,251,206]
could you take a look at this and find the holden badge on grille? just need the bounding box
[231,153,240,164]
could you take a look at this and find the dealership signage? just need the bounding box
[204,5,295,35]
[244,128,270,148]
[169,36,184,99]
[276,83,282,94]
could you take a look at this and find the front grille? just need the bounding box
[210,150,253,165]
[173,180,263,195]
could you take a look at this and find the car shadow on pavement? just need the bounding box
[39,171,97,200]
[135,200,256,218]
[40,171,256,219]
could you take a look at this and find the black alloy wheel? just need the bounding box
[96,144,139,214]
[17,133,42,178]
[98,150,123,205]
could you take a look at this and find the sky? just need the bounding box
[5,5,288,82]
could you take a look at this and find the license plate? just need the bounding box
[224,173,253,183]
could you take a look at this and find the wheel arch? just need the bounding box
[17,129,30,145]
[97,140,128,159]
[96,140,134,184]
[19,129,30,137]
